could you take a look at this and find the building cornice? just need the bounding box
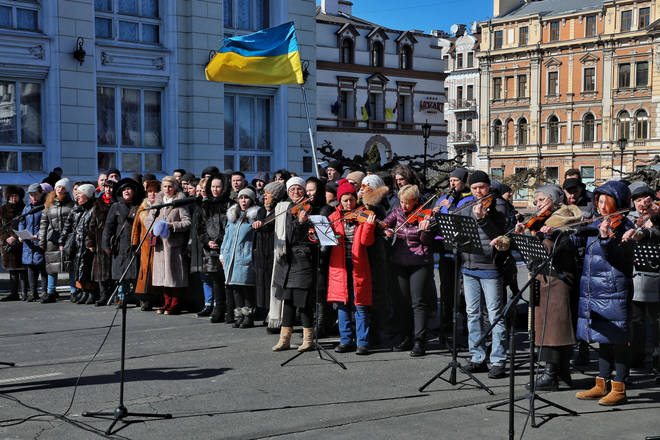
[316,61,447,81]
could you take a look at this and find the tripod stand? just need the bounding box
[82,206,171,434]
[419,213,492,394]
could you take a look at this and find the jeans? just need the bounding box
[9,270,28,296]
[47,272,77,295]
[27,264,46,296]
[463,273,507,365]
[200,272,215,306]
[338,303,370,347]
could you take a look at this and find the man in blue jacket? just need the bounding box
[19,183,46,302]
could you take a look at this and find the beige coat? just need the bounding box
[146,191,191,288]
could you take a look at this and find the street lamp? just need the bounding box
[421,120,432,181]
[617,137,627,178]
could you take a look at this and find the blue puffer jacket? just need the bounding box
[575,181,633,345]
[220,204,263,286]
[19,200,45,265]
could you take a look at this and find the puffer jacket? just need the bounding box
[458,196,509,271]
[575,181,634,345]
[383,205,435,266]
[60,198,95,282]
[220,204,263,285]
[38,192,74,274]
[19,199,45,265]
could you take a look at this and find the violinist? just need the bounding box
[493,185,583,390]
[327,181,376,355]
[573,181,634,406]
[383,184,434,357]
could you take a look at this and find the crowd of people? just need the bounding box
[1,162,659,407]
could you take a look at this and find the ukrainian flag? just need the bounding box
[206,22,304,85]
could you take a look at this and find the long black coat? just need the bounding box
[60,198,95,283]
[87,198,112,282]
[199,199,228,273]
[0,200,25,270]
[188,203,204,274]
[102,199,140,280]
[38,192,74,274]
[253,210,275,308]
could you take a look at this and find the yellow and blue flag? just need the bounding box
[206,22,304,85]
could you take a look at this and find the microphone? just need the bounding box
[148,197,199,210]
[565,227,599,237]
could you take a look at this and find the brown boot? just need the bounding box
[272,327,293,351]
[298,327,314,352]
[576,376,608,400]
[599,380,627,406]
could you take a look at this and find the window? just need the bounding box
[617,111,630,140]
[548,71,559,95]
[494,30,503,49]
[621,10,632,32]
[456,119,463,134]
[339,89,354,127]
[545,167,559,184]
[490,167,504,180]
[456,53,463,69]
[467,85,474,101]
[550,21,559,41]
[340,39,353,64]
[95,0,161,43]
[586,15,596,37]
[397,94,413,126]
[518,118,528,145]
[639,7,650,29]
[368,92,384,127]
[519,26,528,46]
[0,1,39,31]
[224,93,271,173]
[456,86,463,103]
[467,52,474,68]
[635,110,648,139]
[401,45,412,70]
[0,80,42,172]
[302,156,313,174]
[583,67,596,92]
[223,0,268,32]
[618,63,630,88]
[493,120,502,146]
[371,41,384,68]
[636,61,648,87]
[583,113,595,142]
[517,75,527,98]
[493,77,502,100]
[97,85,163,173]
[547,116,559,144]
[466,118,473,133]
[581,166,595,190]
[513,167,528,201]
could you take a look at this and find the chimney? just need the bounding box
[321,0,339,15]
[338,0,353,15]
[493,0,522,17]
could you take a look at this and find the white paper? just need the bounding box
[13,229,35,240]
[309,215,338,246]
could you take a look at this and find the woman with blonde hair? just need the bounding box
[131,179,160,311]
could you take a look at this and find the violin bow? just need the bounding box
[392,194,439,234]
[257,195,314,228]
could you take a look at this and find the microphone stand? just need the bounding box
[82,206,172,435]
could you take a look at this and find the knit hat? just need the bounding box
[468,170,490,186]
[238,187,256,202]
[325,181,338,196]
[264,181,286,201]
[77,184,96,199]
[286,176,305,191]
[562,178,582,191]
[337,179,356,200]
[629,181,656,200]
[201,166,220,177]
[107,168,121,178]
[327,160,343,174]
[362,174,385,190]
[40,183,53,194]
[27,183,43,193]
[346,171,365,186]
[55,178,72,193]
[534,184,564,205]
[143,173,157,181]
[450,167,469,182]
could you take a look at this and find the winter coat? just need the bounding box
[0,198,25,270]
[221,204,263,285]
[458,196,509,272]
[87,197,112,282]
[188,202,204,274]
[19,200,45,265]
[146,191,191,288]
[60,198,95,283]
[575,181,634,345]
[327,207,376,306]
[383,205,434,266]
[628,210,659,303]
[253,209,276,308]
[102,199,139,280]
[199,199,228,273]
[131,200,156,294]
[38,192,74,274]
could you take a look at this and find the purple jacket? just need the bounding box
[384,206,434,266]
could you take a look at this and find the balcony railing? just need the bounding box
[446,99,476,111]
[448,131,477,144]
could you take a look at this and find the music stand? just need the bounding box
[419,213,493,394]
[632,243,660,386]
[281,216,346,370]
[485,233,577,437]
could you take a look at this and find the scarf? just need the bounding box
[102,192,112,204]
[267,201,291,329]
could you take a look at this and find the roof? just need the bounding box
[496,0,604,20]
[315,6,432,37]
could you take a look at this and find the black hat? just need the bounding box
[450,167,469,182]
[327,160,343,173]
[143,173,157,181]
[500,183,512,194]
[201,166,220,177]
[468,170,490,186]
[107,168,121,177]
[325,181,338,195]
[562,178,582,191]
[366,163,380,173]
[629,181,656,200]
[181,173,196,183]
[113,177,145,203]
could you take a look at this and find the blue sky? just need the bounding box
[318,0,494,34]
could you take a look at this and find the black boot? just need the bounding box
[76,291,89,304]
[224,312,235,324]
[85,291,99,305]
[410,340,426,357]
[95,293,110,306]
[240,307,255,329]
[393,336,413,352]
[572,341,590,366]
[558,355,573,388]
[197,305,213,317]
[527,363,559,391]
[27,293,40,302]
[0,293,20,302]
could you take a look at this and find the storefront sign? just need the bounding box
[419,97,444,113]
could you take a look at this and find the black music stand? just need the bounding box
[419,213,493,394]
[632,243,660,385]
[485,233,577,437]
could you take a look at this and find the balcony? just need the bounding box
[446,98,476,112]
[448,131,477,145]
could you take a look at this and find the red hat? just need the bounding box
[336,178,356,201]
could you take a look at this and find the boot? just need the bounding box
[27,293,40,302]
[156,294,171,314]
[598,380,627,406]
[239,307,254,329]
[558,355,573,388]
[40,293,57,304]
[210,305,224,323]
[76,291,89,304]
[196,305,213,317]
[393,336,413,352]
[576,376,608,400]
[164,296,180,315]
[572,341,590,366]
[298,328,314,352]
[224,312,235,324]
[528,363,559,391]
[272,327,293,351]
[232,308,243,328]
[85,291,99,305]
[410,340,426,357]
[0,293,20,302]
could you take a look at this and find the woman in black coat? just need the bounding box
[102,178,145,307]
[87,179,115,305]
[0,185,28,301]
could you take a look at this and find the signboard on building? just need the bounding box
[419,96,443,113]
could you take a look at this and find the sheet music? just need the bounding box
[309,215,338,246]
[13,229,35,240]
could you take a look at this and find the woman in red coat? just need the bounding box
[327,180,376,355]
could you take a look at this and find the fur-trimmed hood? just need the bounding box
[44,191,73,210]
[227,204,261,223]
[204,174,231,203]
[360,185,389,209]
[545,204,583,228]
[4,185,25,201]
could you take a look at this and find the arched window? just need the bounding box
[548,115,559,144]
[518,118,528,145]
[618,111,630,140]
[635,110,648,139]
[493,120,503,146]
[583,113,595,142]
[340,38,353,64]
[401,45,413,70]
[371,41,384,67]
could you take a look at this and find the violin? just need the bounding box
[342,207,389,229]
[604,213,625,238]
[479,193,494,210]
[290,197,312,216]
[524,207,553,232]
[406,208,432,224]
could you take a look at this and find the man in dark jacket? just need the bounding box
[563,177,595,219]
[0,185,28,301]
[19,183,47,302]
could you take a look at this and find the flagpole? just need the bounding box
[300,61,320,178]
